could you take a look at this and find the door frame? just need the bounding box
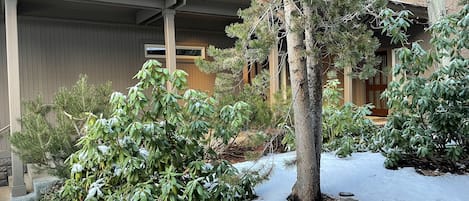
[365,51,389,116]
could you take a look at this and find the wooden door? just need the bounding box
[366,52,389,116]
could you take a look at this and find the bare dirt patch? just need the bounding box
[392,154,469,176]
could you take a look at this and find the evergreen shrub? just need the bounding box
[381,5,469,168]
[10,76,112,178]
[59,60,259,201]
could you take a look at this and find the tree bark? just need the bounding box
[284,0,321,200]
[304,2,322,200]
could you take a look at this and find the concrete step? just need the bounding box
[11,176,59,201]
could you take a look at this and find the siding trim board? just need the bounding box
[5,0,27,196]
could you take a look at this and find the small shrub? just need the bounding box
[217,70,273,130]
[322,79,379,157]
[281,79,379,157]
[9,76,112,178]
[59,60,259,201]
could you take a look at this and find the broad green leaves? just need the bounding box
[381,5,469,168]
[321,79,378,157]
[60,60,258,201]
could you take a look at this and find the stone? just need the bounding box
[339,198,359,201]
[339,192,355,197]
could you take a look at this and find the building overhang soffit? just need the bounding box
[66,0,241,25]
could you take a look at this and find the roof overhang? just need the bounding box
[65,0,165,9]
[389,0,428,20]
[60,0,247,25]
[65,0,247,17]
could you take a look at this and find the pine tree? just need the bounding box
[197,0,405,200]
[10,75,112,178]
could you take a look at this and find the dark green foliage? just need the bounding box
[321,79,379,157]
[195,0,279,97]
[280,79,379,157]
[217,70,273,130]
[381,5,469,168]
[9,76,112,178]
[59,60,258,201]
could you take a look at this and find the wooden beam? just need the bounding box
[136,9,161,24]
[242,64,249,84]
[280,55,288,100]
[136,0,185,25]
[65,0,164,9]
[343,66,353,103]
[163,9,177,90]
[269,48,279,105]
[427,0,446,23]
[428,0,449,66]
[5,0,26,196]
[178,5,238,17]
[388,2,429,20]
[179,0,246,17]
[165,0,177,8]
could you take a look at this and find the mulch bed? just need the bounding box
[221,144,264,163]
[221,129,288,163]
[392,154,469,176]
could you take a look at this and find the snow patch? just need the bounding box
[235,152,469,201]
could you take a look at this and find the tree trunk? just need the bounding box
[304,2,322,200]
[284,0,321,200]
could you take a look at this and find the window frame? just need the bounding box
[144,44,206,59]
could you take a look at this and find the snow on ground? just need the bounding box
[234,152,469,201]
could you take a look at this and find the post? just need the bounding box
[427,0,446,24]
[280,55,287,100]
[269,47,279,105]
[242,64,249,84]
[428,0,449,67]
[343,66,353,103]
[5,0,26,196]
[163,9,176,90]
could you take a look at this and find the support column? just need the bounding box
[269,48,279,105]
[163,9,176,90]
[280,55,287,100]
[391,48,402,82]
[427,0,446,24]
[242,64,249,84]
[343,66,353,103]
[5,0,26,197]
[428,0,449,67]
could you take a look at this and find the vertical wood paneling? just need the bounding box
[0,17,231,149]
[17,18,166,103]
[178,62,216,94]
[0,22,11,151]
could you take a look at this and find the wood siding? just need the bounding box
[0,17,230,150]
[0,22,9,151]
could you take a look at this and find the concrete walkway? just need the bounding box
[366,116,387,126]
[0,186,10,201]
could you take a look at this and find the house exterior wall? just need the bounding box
[0,21,9,151]
[0,17,231,150]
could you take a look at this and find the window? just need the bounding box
[144,44,206,59]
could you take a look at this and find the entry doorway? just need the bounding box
[366,51,389,116]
